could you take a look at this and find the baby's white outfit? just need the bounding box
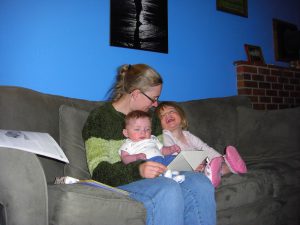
[119,135,163,159]
[119,135,185,183]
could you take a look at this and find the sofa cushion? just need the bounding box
[216,167,279,211]
[48,184,145,225]
[217,197,282,225]
[237,106,300,160]
[59,105,91,179]
[178,96,251,153]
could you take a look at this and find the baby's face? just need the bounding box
[123,117,152,142]
[159,106,182,132]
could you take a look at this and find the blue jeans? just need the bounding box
[119,172,216,225]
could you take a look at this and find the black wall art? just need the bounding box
[272,19,299,62]
[110,0,168,53]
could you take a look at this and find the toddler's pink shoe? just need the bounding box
[204,157,223,188]
[224,146,247,174]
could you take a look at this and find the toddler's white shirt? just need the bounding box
[163,130,221,160]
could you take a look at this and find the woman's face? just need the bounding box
[159,106,182,132]
[133,84,162,112]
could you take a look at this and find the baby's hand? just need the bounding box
[136,153,147,161]
[171,144,181,154]
[162,145,181,155]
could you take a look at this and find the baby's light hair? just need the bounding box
[125,110,152,127]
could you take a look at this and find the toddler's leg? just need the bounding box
[204,157,223,188]
[223,146,247,174]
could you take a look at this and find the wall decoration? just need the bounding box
[216,0,248,17]
[272,18,299,62]
[244,44,265,64]
[110,0,168,53]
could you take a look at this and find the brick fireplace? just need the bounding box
[235,61,300,110]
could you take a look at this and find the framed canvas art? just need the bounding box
[217,0,248,17]
[110,0,168,53]
[273,19,299,62]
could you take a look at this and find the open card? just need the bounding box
[167,151,208,171]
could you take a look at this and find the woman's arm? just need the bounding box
[92,160,166,187]
[92,161,143,187]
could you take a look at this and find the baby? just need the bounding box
[156,101,247,187]
[119,110,184,182]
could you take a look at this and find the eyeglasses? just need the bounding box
[140,91,159,103]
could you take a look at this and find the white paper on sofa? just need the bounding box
[54,176,129,195]
[167,151,208,171]
[0,129,69,163]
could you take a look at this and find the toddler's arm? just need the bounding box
[162,132,176,146]
[121,150,147,164]
[161,144,181,156]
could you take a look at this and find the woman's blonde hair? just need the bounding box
[155,101,188,130]
[107,64,163,102]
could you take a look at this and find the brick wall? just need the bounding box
[235,61,300,110]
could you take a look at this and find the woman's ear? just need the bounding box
[123,129,128,137]
[130,89,140,100]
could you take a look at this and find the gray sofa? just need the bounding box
[0,86,299,225]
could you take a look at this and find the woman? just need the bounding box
[82,64,216,225]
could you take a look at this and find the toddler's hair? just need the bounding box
[155,101,188,130]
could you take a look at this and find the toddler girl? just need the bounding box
[156,101,247,187]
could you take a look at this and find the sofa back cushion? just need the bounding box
[59,105,94,179]
[0,86,101,182]
[0,86,100,143]
[237,106,300,160]
[178,96,251,153]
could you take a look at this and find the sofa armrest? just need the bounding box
[0,147,48,225]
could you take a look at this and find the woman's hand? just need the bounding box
[139,161,167,178]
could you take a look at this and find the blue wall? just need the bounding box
[1,0,299,101]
